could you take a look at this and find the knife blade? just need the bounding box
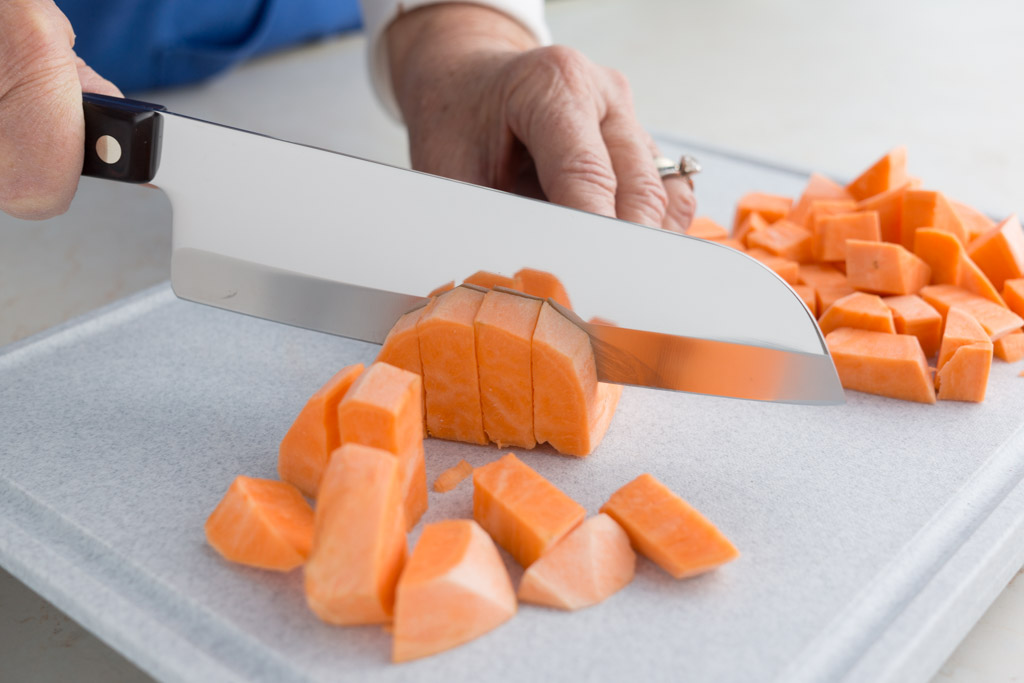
[80,93,843,405]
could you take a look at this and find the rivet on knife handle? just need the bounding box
[81,92,166,184]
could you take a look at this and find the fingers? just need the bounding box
[661,176,697,234]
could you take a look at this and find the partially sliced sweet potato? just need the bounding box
[846,147,909,202]
[278,363,364,498]
[901,189,967,248]
[937,307,991,371]
[733,192,793,232]
[517,514,636,611]
[967,214,1024,291]
[514,268,572,309]
[845,239,931,295]
[825,327,936,403]
[475,290,542,449]
[746,219,814,263]
[936,342,993,403]
[417,285,488,444]
[392,520,516,663]
[305,443,407,625]
[994,331,1024,363]
[920,285,1023,340]
[376,307,426,378]
[473,452,585,567]
[818,291,897,336]
[433,459,474,493]
[464,270,521,290]
[883,295,942,358]
[205,476,315,571]
[813,211,881,262]
[600,474,739,579]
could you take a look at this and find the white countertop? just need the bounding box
[1,0,1022,680]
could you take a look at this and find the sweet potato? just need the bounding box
[377,307,426,378]
[900,189,967,248]
[433,459,474,493]
[464,270,521,290]
[600,474,739,579]
[920,285,1023,340]
[846,147,908,202]
[967,214,1024,291]
[205,476,314,571]
[813,211,881,262]
[793,284,817,316]
[517,514,635,611]
[786,172,853,227]
[746,219,814,263]
[733,192,793,232]
[994,331,1024,363]
[392,520,516,663]
[278,363,364,498]
[937,307,991,370]
[845,239,931,295]
[936,342,993,403]
[858,181,918,244]
[514,268,572,309]
[914,227,1004,305]
[952,200,997,242]
[746,248,801,285]
[473,453,585,567]
[825,327,936,403]
[686,216,729,241]
[733,211,769,245]
[818,292,896,336]
[883,295,942,358]
[1005,279,1024,317]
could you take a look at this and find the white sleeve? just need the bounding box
[358,0,551,121]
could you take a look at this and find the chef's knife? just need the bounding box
[80,93,843,404]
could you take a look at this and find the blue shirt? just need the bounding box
[58,0,363,92]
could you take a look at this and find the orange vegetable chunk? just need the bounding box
[205,476,315,571]
[392,520,516,663]
[818,291,896,336]
[883,295,942,358]
[532,302,622,456]
[377,307,425,377]
[517,514,636,611]
[799,263,848,290]
[746,219,814,263]
[733,192,793,232]
[305,443,407,625]
[952,200,996,242]
[936,342,993,403]
[786,172,853,226]
[278,363,364,498]
[901,189,967,248]
[600,473,739,579]
[937,307,990,371]
[793,284,817,316]
[967,214,1024,291]
[846,146,909,202]
[686,216,729,241]
[475,290,543,449]
[994,331,1024,362]
[513,267,573,309]
[464,270,521,290]
[427,281,455,297]
[805,198,860,232]
[473,453,585,567]
[858,181,917,244]
[733,211,769,245]
[746,248,800,285]
[433,459,474,493]
[417,285,488,444]
[338,361,427,530]
[825,327,936,403]
[813,211,882,262]
[1005,279,1024,317]
[920,285,1024,340]
[915,227,1004,304]
[845,239,931,295]
[816,284,857,315]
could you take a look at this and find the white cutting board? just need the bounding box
[1,142,1022,683]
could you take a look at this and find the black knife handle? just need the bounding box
[82,93,166,184]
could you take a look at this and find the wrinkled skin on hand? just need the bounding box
[388,4,695,232]
[0,0,120,220]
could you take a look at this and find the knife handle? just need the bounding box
[81,93,166,184]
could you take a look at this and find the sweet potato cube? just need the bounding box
[846,239,931,295]
[205,476,315,572]
[305,443,407,625]
[732,192,792,232]
[819,291,897,336]
[600,474,739,579]
[920,285,1024,340]
[846,147,909,202]
[734,211,769,245]
[915,227,1004,304]
[392,520,516,663]
[1005,279,1024,317]
[475,290,542,449]
[825,328,936,403]
[936,342,993,403]
[514,268,573,309]
[813,211,882,262]
[799,263,848,290]
[746,219,814,263]
[473,453,585,567]
[883,295,942,358]
[994,331,1024,362]
[793,284,817,316]
[817,284,857,315]
[433,459,474,493]
[278,363,364,498]
[532,302,622,456]
[338,362,427,529]
[858,181,918,244]
[952,200,997,242]
[967,214,1024,291]
[517,514,636,611]
[937,307,991,370]
[686,216,729,241]
[746,248,800,285]
[901,189,967,248]
[463,270,521,290]
[417,285,488,444]
[786,172,853,226]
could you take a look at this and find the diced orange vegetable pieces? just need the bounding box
[994,331,1024,363]
[464,270,520,290]
[799,263,848,290]
[278,363,364,498]
[746,248,800,285]
[304,443,407,625]
[952,200,996,242]
[417,286,488,445]
[806,199,860,233]
[600,474,739,579]
[475,290,542,449]
[818,292,896,336]
[793,284,817,316]
[686,216,729,241]
[473,453,585,567]
[845,239,931,295]
[532,302,622,456]
[786,172,853,226]
[901,189,967,248]
[205,476,314,571]
[825,327,935,403]
[1005,279,1024,317]
[883,295,942,358]
[937,307,990,370]
[920,285,1024,340]
[846,147,908,202]
[733,192,792,232]
[813,211,881,262]
[914,227,1004,305]
[514,267,572,309]
[967,214,1024,291]
[858,182,916,244]
[733,211,769,245]
[392,520,516,663]
[936,342,992,403]
[338,362,427,530]
[433,459,474,493]
[517,514,635,611]
[747,219,815,263]
[816,284,857,315]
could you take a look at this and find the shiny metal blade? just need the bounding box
[154,111,843,404]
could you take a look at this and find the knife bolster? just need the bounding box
[82,93,165,184]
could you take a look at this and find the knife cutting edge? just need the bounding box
[80,92,844,405]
